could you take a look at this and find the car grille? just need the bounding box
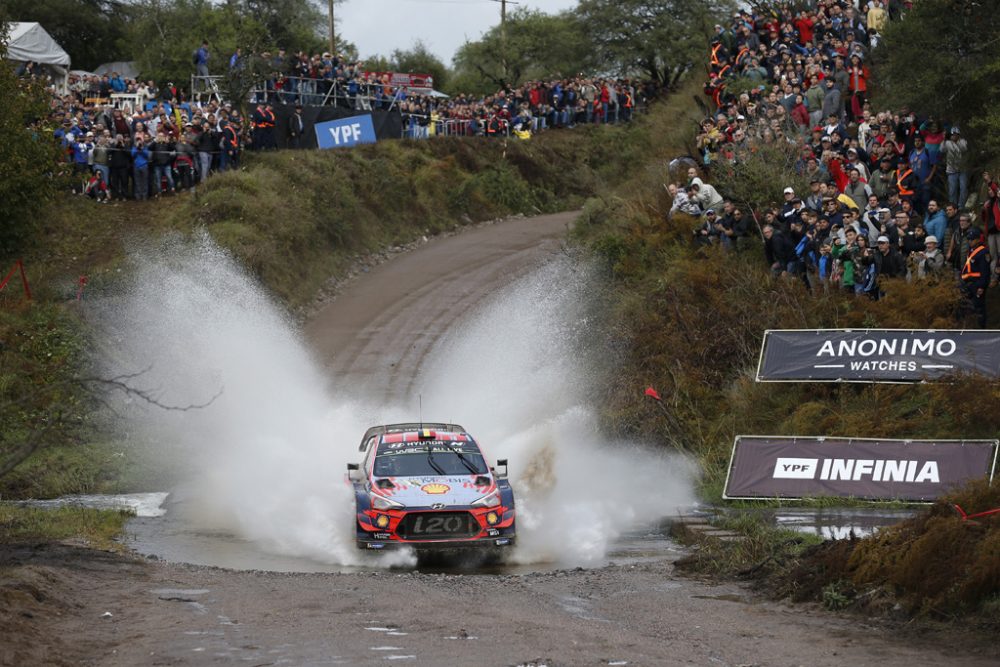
[397,512,478,540]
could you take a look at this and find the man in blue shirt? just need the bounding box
[923,200,947,244]
[908,133,937,214]
[131,138,152,201]
[195,41,210,77]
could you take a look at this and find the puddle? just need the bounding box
[15,492,169,517]
[771,508,916,540]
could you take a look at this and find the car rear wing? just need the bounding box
[359,422,468,451]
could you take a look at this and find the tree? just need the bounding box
[451,8,591,94]
[0,23,65,258]
[391,40,448,92]
[575,0,735,88]
[873,0,1000,156]
[240,0,324,54]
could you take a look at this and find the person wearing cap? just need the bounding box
[804,75,825,127]
[961,227,990,326]
[941,126,969,207]
[870,156,897,201]
[916,235,945,278]
[895,157,920,203]
[695,209,717,246]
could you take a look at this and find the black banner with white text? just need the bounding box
[756,329,1000,382]
[724,436,998,501]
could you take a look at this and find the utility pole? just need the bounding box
[490,0,519,84]
[328,0,336,56]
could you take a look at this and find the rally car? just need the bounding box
[347,423,516,551]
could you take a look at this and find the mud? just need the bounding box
[2,543,996,666]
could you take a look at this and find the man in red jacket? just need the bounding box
[981,171,1000,283]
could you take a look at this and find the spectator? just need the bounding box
[195,40,210,78]
[84,170,110,202]
[844,168,871,210]
[150,132,176,195]
[109,134,131,200]
[922,200,947,245]
[688,178,725,212]
[916,235,945,278]
[962,228,989,327]
[763,224,798,277]
[946,212,974,274]
[869,156,897,201]
[941,127,970,207]
[908,134,937,213]
[131,137,151,201]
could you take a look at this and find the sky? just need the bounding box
[337,0,579,64]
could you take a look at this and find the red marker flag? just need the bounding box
[644,387,662,401]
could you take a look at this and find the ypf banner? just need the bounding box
[756,329,1000,383]
[723,436,998,501]
[315,114,377,149]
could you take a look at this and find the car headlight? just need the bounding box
[371,494,404,511]
[471,490,501,508]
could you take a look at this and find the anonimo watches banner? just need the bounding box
[756,329,1000,382]
[723,436,998,502]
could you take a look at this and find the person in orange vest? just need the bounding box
[709,38,729,74]
[262,103,277,149]
[895,158,919,203]
[251,103,267,150]
[962,227,990,327]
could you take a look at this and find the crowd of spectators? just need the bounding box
[17,40,648,201]
[49,77,250,201]
[667,1,998,323]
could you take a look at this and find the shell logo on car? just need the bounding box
[421,483,450,495]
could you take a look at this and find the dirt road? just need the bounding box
[3,213,995,666]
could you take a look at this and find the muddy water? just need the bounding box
[23,492,914,574]
[121,492,688,574]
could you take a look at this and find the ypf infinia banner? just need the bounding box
[723,436,998,501]
[756,329,1000,382]
[315,114,378,149]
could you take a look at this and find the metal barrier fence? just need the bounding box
[189,74,640,141]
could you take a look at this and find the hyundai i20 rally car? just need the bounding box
[347,423,516,551]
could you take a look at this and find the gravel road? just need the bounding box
[3,213,994,666]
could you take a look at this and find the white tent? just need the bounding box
[5,22,71,91]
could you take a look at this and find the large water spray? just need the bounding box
[94,235,693,568]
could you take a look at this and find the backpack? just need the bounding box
[192,50,199,65]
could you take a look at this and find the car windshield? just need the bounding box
[373,451,488,477]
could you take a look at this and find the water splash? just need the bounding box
[94,236,693,568]
[414,259,696,566]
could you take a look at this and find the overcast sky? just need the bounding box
[338,0,579,65]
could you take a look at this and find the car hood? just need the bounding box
[371,475,495,508]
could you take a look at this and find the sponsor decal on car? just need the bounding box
[421,483,450,495]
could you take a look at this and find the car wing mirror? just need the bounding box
[347,462,359,480]
[496,458,508,478]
